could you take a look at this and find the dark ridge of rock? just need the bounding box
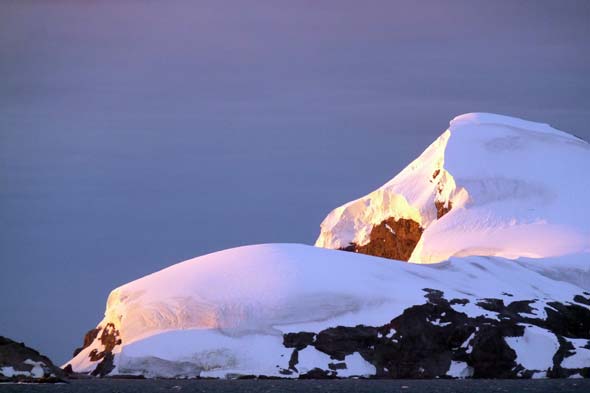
[299,368,337,379]
[339,217,423,261]
[505,300,535,315]
[73,327,101,358]
[435,200,452,219]
[235,374,257,379]
[573,294,590,306]
[543,302,590,339]
[314,325,379,361]
[89,323,121,377]
[283,289,590,379]
[469,326,517,378]
[91,352,115,377]
[283,332,315,350]
[449,298,469,305]
[279,368,294,376]
[288,350,299,371]
[62,364,74,375]
[69,322,122,377]
[0,336,65,383]
[476,298,505,313]
[328,362,347,370]
[548,336,577,378]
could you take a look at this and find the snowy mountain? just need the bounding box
[65,114,590,379]
[316,113,590,263]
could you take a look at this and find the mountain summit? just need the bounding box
[316,113,590,263]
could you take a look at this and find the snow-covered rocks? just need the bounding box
[65,244,590,379]
[0,336,64,382]
[65,113,590,379]
[316,113,590,263]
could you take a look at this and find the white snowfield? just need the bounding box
[66,113,590,378]
[67,243,589,378]
[316,113,590,263]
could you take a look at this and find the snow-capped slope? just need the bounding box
[65,113,590,379]
[315,113,590,263]
[66,243,590,378]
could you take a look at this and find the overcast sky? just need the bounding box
[1,0,589,364]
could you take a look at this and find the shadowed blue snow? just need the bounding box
[0,0,589,364]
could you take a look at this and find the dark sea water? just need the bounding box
[1,379,589,393]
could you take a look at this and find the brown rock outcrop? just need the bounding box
[340,217,423,261]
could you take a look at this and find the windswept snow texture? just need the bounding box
[315,113,590,263]
[66,243,589,378]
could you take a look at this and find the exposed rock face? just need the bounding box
[66,322,122,377]
[283,289,590,379]
[72,327,100,358]
[336,170,453,261]
[435,200,452,219]
[0,336,64,382]
[339,217,423,261]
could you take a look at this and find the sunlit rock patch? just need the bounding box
[339,217,424,261]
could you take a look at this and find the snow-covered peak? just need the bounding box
[315,113,590,263]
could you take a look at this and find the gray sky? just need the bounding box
[1,0,589,365]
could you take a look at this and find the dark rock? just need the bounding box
[104,374,145,379]
[62,364,74,375]
[328,362,347,370]
[314,325,379,361]
[573,294,590,306]
[544,302,590,338]
[70,322,123,377]
[236,374,257,379]
[0,336,65,382]
[476,298,505,313]
[469,326,517,378]
[91,352,115,377]
[435,200,452,219]
[505,300,534,315]
[548,336,577,378]
[283,332,315,350]
[299,368,337,379]
[73,327,100,358]
[283,288,590,379]
[279,368,293,375]
[288,350,299,371]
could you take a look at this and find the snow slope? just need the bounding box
[66,243,589,378]
[315,113,590,263]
